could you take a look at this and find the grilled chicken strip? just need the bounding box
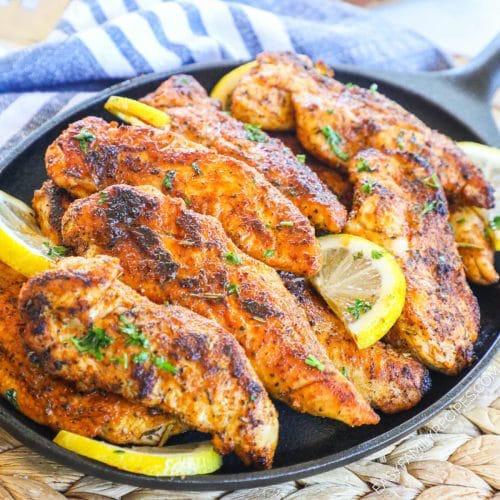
[45,117,320,277]
[32,180,74,246]
[280,272,431,413]
[0,261,185,445]
[345,149,479,375]
[61,185,378,426]
[140,75,347,233]
[449,205,499,285]
[19,256,278,468]
[230,52,494,208]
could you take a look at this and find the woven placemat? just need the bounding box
[0,353,496,499]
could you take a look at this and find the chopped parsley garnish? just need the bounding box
[71,327,113,360]
[396,131,405,149]
[119,315,149,348]
[98,192,107,205]
[456,242,483,249]
[456,217,466,224]
[179,77,190,84]
[321,125,349,161]
[356,158,373,172]
[263,249,275,258]
[347,298,372,320]
[360,180,375,194]
[43,242,69,258]
[371,249,384,259]
[327,109,335,114]
[5,389,18,409]
[226,283,240,296]
[490,216,500,231]
[296,154,306,164]
[152,355,178,374]
[419,200,444,217]
[353,251,363,260]
[422,173,440,189]
[185,197,191,208]
[288,189,298,197]
[113,450,125,454]
[345,82,357,88]
[112,353,129,369]
[244,124,268,143]
[279,221,293,227]
[191,161,202,175]
[305,354,325,371]
[73,128,96,152]
[341,366,349,378]
[132,351,149,364]
[369,83,378,94]
[224,252,242,265]
[162,170,176,190]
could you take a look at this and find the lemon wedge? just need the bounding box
[310,234,406,349]
[54,431,222,476]
[210,61,257,109]
[0,189,62,277]
[458,141,500,251]
[104,96,171,129]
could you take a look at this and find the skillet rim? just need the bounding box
[0,60,498,491]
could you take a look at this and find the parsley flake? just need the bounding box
[119,315,149,348]
[185,197,191,208]
[419,200,445,217]
[305,354,325,371]
[422,173,440,189]
[153,355,178,374]
[179,77,190,85]
[43,242,69,258]
[353,251,363,260]
[371,249,384,259]
[360,180,375,194]
[396,131,405,149]
[356,158,373,172]
[321,125,349,161]
[98,192,107,205]
[71,327,113,360]
[341,366,349,378]
[327,109,335,114]
[456,217,466,224]
[369,83,378,94]
[224,252,242,265]
[263,249,275,258]
[490,216,500,231]
[347,298,372,320]
[191,161,202,175]
[162,170,176,190]
[244,124,268,143]
[296,154,306,164]
[112,353,129,369]
[226,283,240,296]
[132,351,149,364]
[73,128,96,152]
[279,221,293,227]
[5,389,18,409]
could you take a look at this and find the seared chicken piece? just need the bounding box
[0,261,185,445]
[32,180,74,246]
[61,185,378,427]
[280,272,431,413]
[273,133,353,208]
[140,75,347,233]
[19,256,278,468]
[45,117,320,277]
[345,149,479,375]
[449,205,499,285]
[231,52,494,208]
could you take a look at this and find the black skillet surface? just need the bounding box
[0,37,499,490]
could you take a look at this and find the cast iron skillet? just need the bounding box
[0,36,499,491]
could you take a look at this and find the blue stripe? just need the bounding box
[104,25,154,74]
[86,0,107,24]
[139,10,193,64]
[57,20,77,35]
[122,0,139,11]
[179,1,208,36]
[227,5,263,55]
[0,94,20,114]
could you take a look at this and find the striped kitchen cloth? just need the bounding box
[0,0,451,164]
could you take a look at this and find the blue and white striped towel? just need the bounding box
[0,0,450,164]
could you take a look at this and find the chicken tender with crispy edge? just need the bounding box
[0,260,185,445]
[19,256,279,469]
[45,116,321,277]
[279,271,431,414]
[344,149,479,375]
[61,184,379,427]
[140,74,347,234]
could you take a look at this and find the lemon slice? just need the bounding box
[104,96,171,129]
[54,431,222,476]
[458,141,500,251]
[310,234,406,349]
[0,189,61,276]
[210,61,257,109]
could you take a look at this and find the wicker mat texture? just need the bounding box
[0,353,496,500]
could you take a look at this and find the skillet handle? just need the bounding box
[443,34,500,103]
